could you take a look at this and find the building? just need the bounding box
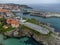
[16,16,26,23]
[6,18,19,28]
[3,25,9,29]
[0,15,3,19]
[0,8,12,17]
[6,11,12,17]
[6,18,12,24]
[11,20,19,28]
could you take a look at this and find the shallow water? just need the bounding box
[0,34,41,45]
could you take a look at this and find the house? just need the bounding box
[11,20,19,28]
[0,15,3,19]
[19,17,26,23]
[0,8,11,17]
[3,25,9,29]
[16,16,26,23]
[6,18,13,24]
[6,11,12,17]
[6,18,19,28]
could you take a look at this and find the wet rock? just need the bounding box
[0,43,3,45]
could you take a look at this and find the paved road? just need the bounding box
[23,22,49,34]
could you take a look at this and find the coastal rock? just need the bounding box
[4,27,60,45]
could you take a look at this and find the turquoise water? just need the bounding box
[15,13,60,32]
[0,34,40,45]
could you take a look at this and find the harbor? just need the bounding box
[0,3,59,45]
[15,12,60,32]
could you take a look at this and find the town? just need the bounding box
[0,3,60,45]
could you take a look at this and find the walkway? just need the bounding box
[23,22,49,34]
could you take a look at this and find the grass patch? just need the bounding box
[0,25,15,32]
[0,18,15,32]
[26,18,39,25]
[21,17,53,37]
[26,18,52,31]
[21,24,52,37]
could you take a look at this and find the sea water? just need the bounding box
[0,34,40,45]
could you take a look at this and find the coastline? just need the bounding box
[2,23,60,45]
[0,3,60,45]
[30,13,60,18]
[3,27,44,45]
[3,27,60,45]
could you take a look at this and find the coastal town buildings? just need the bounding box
[0,8,12,17]
[11,20,19,28]
[5,11,12,17]
[3,25,9,29]
[6,18,19,28]
[15,16,26,23]
[0,4,60,45]
[0,15,3,19]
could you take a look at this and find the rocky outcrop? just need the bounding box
[3,27,44,45]
[3,27,59,45]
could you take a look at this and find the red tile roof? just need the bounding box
[0,15,3,19]
[6,18,19,25]
[0,8,11,14]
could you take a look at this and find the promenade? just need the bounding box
[23,22,49,34]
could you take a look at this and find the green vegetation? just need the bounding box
[21,24,52,37]
[0,26,15,32]
[23,17,39,24]
[0,18,15,32]
[23,17,52,31]
[23,17,27,20]
[26,18,39,25]
[20,24,55,44]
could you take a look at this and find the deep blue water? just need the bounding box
[28,4,60,13]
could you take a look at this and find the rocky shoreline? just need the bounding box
[2,27,44,45]
[1,26,59,45]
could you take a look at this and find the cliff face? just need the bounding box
[4,27,57,45]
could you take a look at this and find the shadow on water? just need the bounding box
[19,36,44,45]
[24,37,43,45]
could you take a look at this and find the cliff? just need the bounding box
[3,25,58,45]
